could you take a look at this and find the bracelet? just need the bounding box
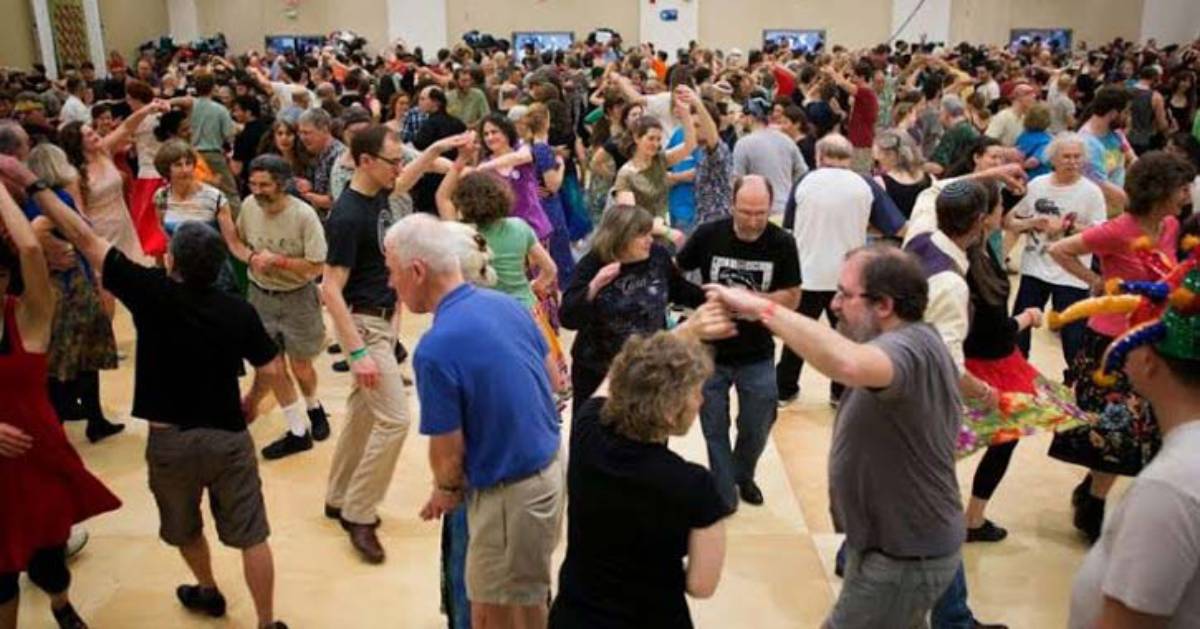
[759,301,778,324]
[348,347,369,363]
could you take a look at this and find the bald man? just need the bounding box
[676,175,802,508]
[986,83,1039,146]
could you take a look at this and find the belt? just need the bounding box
[868,548,955,563]
[350,304,395,320]
[250,282,310,296]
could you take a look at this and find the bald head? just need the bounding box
[732,175,772,241]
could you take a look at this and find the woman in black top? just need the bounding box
[961,180,1046,543]
[550,331,731,629]
[561,205,704,412]
[873,129,931,220]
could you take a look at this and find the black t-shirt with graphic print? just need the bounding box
[676,218,801,365]
[324,187,396,310]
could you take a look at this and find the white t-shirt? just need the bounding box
[60,95,92,126]
[1012,174,1106,290]
[1191,176,1200,214]
[645,92,680,138]
[789,168,877,291]
[1070,421,1200,628]
[134,114,162,179]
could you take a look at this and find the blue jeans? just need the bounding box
[440,505,470,629]
[1012,275,1089,373]
[930,562,973,629]
[699,358,778,508]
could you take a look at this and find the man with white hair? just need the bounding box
[386,213,564,629]
[928,95,979,176]
[778,134,906,406]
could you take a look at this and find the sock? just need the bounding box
[304,395,321,410]
[282,400,308,436]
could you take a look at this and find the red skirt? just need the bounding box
[965,349,1038,395]
[130,177,168,257]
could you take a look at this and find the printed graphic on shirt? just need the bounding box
[1021,197,1079,257]
[710,256,774,292]
[376,208,394,255]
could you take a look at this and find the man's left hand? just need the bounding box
[419,488,463,521]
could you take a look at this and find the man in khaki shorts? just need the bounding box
[230,154,330,461]
[386,214,565,628]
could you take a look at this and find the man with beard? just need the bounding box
[320,124,413,564]
[1079,86,1134,214]
[227,155,330,460]
[704,244,964,627]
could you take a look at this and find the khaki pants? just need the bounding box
[325,314,411,524]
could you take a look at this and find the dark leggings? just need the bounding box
[971,440,1018,500]
[0,545,70,605]
[47,370,105,424]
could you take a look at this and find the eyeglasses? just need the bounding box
[371,153,404,168]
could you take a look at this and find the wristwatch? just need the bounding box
[25,179,50,197]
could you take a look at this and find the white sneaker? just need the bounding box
[66,525,89,559]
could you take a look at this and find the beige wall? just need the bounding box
[699,0,893,50]
[194,0,388,55]
[99,0,170,59]
[445,0,639,50]
[950,0,1144,47]
[0,0,39,69]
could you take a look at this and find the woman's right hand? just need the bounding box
[0,423,33,458]
[587,262,621,301]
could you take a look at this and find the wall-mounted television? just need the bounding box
[264,35,326,56]
[763,29,826,54]
[512,31,575,61]
[1009,28,1073,53]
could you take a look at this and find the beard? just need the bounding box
[253,192,278,206]
[837,311,883,343]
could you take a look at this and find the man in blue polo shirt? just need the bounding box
[383,213,563,629]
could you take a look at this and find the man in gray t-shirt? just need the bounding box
[732,97,809,215]
[707,243,962,627]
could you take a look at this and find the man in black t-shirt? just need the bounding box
[320,124,413,564]
[677,175,801,509]
[16,157,290,628]
[411,86,467,214]
[230,96,271,195]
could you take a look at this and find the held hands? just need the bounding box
[702,284,773,321]
[1018,307,1044,329]
[681,299,738,341]
[434,130,477,154]
[0,422,33,458]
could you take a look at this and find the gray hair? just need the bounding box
[443,221,497,287]
[383,214,462,275]
[1045,132,1087,165]
[941,95,966,117]
[816,133,854,162]
[26,143,78,188]
[298,107,333,131]
[0,120,25,156]
[247,153,292,185]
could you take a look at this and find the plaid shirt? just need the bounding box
[401,109,428,144]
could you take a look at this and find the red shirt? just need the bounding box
[847,84,878,148]
[772,66,796,100]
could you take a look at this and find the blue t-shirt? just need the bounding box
[415,284,561,488]
[1082,129,1126,188]
[1015,130,1053,179]
[666,126,701,229]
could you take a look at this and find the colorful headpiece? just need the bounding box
[1047,235,1200,386]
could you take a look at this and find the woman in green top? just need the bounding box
[612,88,699,220]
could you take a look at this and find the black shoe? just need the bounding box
[332,359,350,373]
[1072,475,1093,508]
[308,405,331,441]
[85,418,125,443]
[263,623,289,629]
[972,622,1009,629]
[737,479,764,506]
[1074,494,1105,544]
[52,602,87,629]
[176,584,227,618]
[261,431,313,460]
[324,504,342,520]
[328,343,342,354]
[394,341,408,364]
[777,392,799,408]
[966,520,1008,543]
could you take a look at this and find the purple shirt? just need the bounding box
[490,147,552,240]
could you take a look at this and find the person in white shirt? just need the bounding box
[59,78,92,127]
[777,134,905,405]
[1069,285,1200,628]
[1007,133,1107,373]
[985,83,1037,147]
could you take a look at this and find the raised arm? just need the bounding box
[2,156,111,270]
[397,130,476,194]
[477,143,533,173]
[101,100,169,155]
[664,95,697,168]
[0,179,54,350]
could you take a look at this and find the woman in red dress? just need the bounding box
[0,175,120,629]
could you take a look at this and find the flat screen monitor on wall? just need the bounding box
[763,30,826,54]
[265,35,326,56]
[512,31,575,61]
[1009,28,1073,53]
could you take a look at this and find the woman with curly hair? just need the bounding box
[550,329,732,628]
[1048,151,1196,542]
[256,118,315,192]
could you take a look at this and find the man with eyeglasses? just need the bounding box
[320,124,413,564]
[778,133,905,408]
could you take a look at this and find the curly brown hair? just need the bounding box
[453,171,514,227]
[601,332,714,443]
